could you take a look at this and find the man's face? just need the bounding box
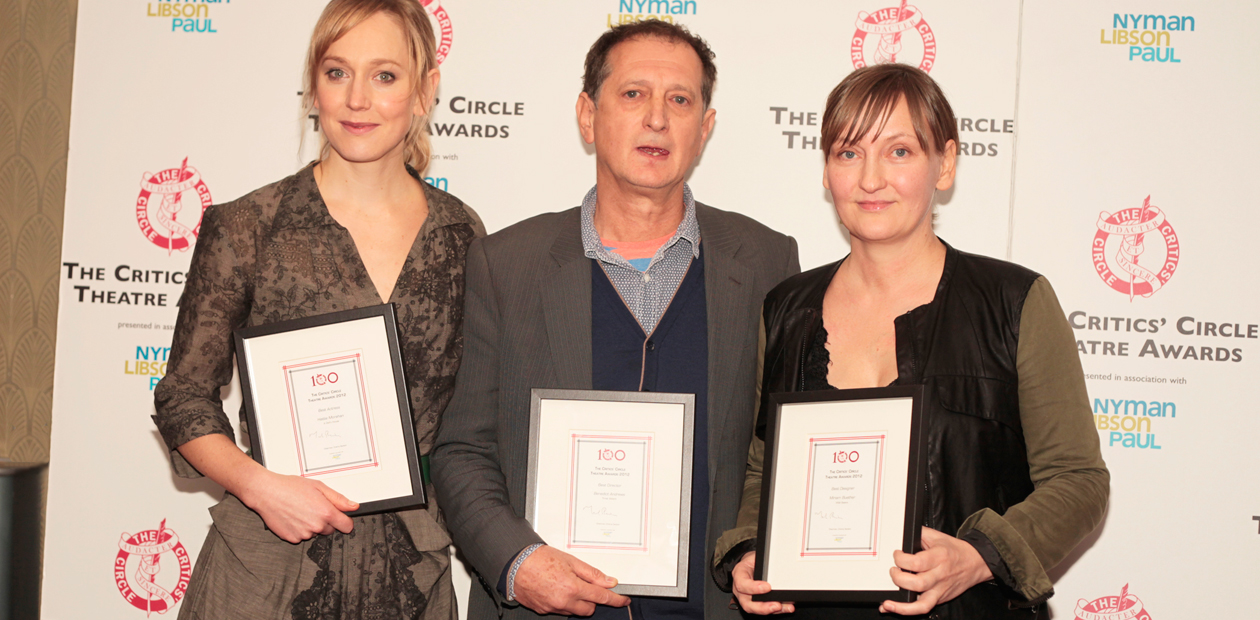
[577,37,716,199]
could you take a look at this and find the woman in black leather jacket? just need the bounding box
[713,64,1109,620]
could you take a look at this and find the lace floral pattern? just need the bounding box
[153,164,480,618]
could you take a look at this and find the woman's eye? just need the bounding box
[325,68,347,79]
[839,150,857,159]
[378,72,396,83]
[893,148,909,157]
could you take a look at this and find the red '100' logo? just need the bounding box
[833,451,860,463]
[310,372,339,387]
[598,449,626,461]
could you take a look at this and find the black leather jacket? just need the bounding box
[756,243,1045,620]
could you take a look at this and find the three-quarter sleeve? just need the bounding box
[152,202,256,478]
[958,276,1110,603]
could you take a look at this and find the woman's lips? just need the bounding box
[637,146,669,157]
[340,121,379,135]
[857,201,893,212]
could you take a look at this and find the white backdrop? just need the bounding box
[43,1,1258,618]
[1009,3,1260,617]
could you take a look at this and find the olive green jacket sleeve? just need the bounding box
[712,277,1110,603]
[956,277,1110,602]
[711,434,763,589]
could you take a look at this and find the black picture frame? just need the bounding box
[233,303,425,517]
[753,385,926,604]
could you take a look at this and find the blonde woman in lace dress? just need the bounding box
[152,1,482,618]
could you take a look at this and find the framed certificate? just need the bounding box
[233,304,425,517]
[753,386,926,603]
[525,389,694,598]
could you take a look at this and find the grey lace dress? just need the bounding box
[153,164,484,620]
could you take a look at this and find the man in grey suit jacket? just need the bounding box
[433,20,799,619]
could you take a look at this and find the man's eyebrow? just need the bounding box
[618,79,698,94]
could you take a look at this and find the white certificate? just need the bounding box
[755,386,925,604]
[235,305,426,515]
[526,389,694,598]
[567,433,653,551]
[282,352,379,476]
[802,435,885,556]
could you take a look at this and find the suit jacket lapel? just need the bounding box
[697,205,755,474]
[542,209,594,389]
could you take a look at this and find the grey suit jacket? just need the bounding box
[433,203,799,619]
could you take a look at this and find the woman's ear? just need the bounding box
[936,139,957,191]
[414,67,441,117]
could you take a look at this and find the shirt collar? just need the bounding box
[579,184,702,262]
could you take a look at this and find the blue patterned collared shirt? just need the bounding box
[580,184,701,335]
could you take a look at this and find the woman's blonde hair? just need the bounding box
[302,0,439,172]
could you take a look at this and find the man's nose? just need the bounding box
[644,97,667,132]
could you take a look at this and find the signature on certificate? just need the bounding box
[813,511,848,520]
[581,505,618,517]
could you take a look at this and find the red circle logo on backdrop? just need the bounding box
[136,158,211,254]
[1091,196,1180,300]
[1074,585,1152,620]
[420,0,453,64]
[851,3,937,72]
[114,520,192,614]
